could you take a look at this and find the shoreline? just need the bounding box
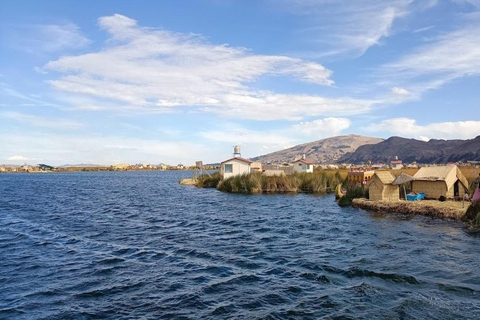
[352,198,468,220]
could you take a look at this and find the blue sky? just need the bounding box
[1,0,480,165]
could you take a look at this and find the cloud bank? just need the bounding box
[366,118,480,140]
[44,14,375,121]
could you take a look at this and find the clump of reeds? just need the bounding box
[338,185,368,207]
[216,171,343,194]
[217,173,263,194]
[196,172,221,188]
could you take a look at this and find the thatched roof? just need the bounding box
[392,173,414,185]
[374,171,396,184]
[413,165,469,189]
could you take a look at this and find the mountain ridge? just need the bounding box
[251,135,384,164]
[251,135,480,164]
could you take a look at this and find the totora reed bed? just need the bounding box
[182,171,344,194]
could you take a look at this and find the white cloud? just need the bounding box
[391,87,410,96]
[366,117,480,140]
[290,117,351,136]
[7,155,31,161]
[286,0,413,56]
[44,14,375,121]
[1,111,82,129]
[205,92,374,121]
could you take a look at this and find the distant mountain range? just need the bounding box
[338,136,480,164]
[251,135,480,164]
[251,135,384,164]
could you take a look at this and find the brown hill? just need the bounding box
[252,135,383,164]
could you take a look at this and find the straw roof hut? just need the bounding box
[367,171,399,201]
[392,173,414,185]
[412,165,469,199]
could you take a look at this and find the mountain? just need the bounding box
[251,135,384,164]
[338,136,480,164]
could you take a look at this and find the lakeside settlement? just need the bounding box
[182,146,480,223]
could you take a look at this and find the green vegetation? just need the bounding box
[217,173,263,194]
[338,185,368,207]
[197,171,344,194]
[464,200,480,226]
[196,172,222,188]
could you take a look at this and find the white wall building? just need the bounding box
[292,159,315,173]
[220,157,253,179]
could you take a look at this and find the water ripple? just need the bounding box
[1,171,479,319]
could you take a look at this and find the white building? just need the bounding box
[390,160,403,170]
[292,159,315,173]
[220,157,253,179]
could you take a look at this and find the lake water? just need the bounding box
[1,171,479,319]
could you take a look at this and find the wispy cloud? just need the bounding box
[44,14,376,121]
[20,22,90,52]
[1,82,57,107]
[381,25,480,95]
[413,25,434,33]
[285,0,414,57]
[451,0,480,8]
[1,111,82,129]
[366,117,480,140]
[1,133,208,165]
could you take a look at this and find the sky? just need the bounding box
[1,0,480,166]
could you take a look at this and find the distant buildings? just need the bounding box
[347,169,374,185]
[390,156,403,170]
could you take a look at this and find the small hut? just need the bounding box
[392,173,415,199]
[412,165,469,199]
[367,171,399,201]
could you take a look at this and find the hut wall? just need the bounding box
[412,181,446,199]
[369,184,383,201]
[446,180,467,198]
[382,185,399,201]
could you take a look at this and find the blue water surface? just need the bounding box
[0,171,479,319]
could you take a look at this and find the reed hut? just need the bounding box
[367,171,399,201]
[412,165,469,199]
[393,173,415,200]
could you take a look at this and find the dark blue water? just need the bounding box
[1,171,479,319]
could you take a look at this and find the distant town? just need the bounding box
[1,156,479,175]
[0,162,220,173]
